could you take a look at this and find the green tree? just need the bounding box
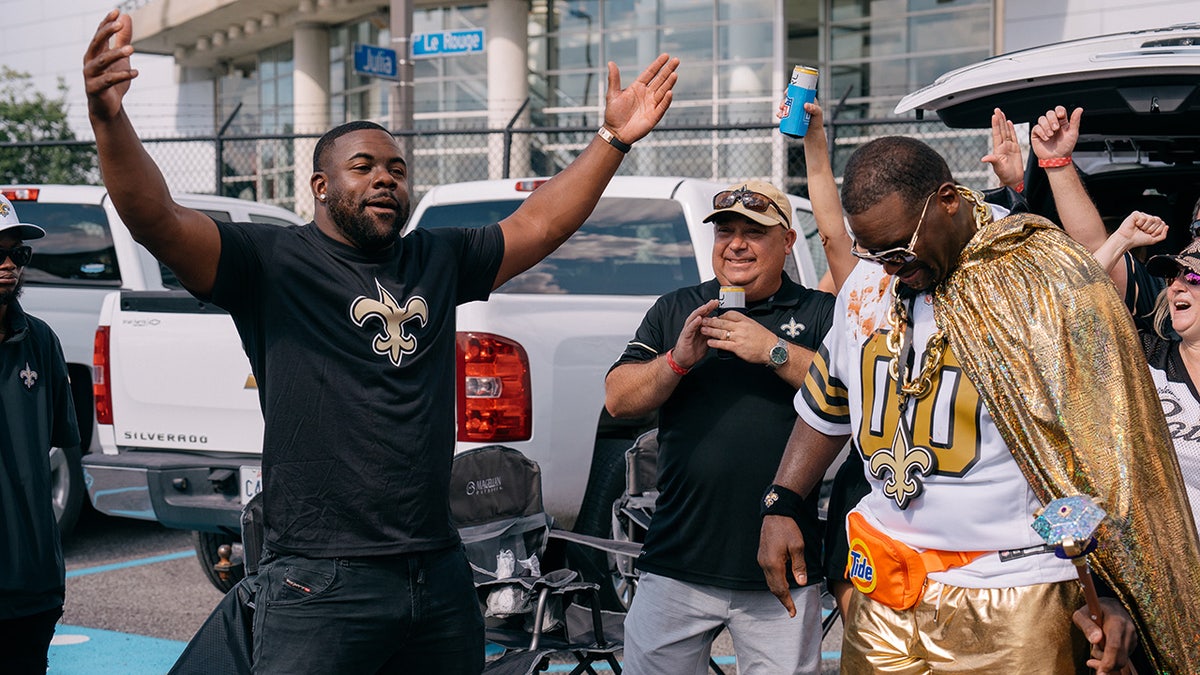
[0,67,98,184]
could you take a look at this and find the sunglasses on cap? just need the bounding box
[0,245,32,267]
[1171,271,1200,286]
[712,188,790,227]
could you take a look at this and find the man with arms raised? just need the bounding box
[84,9,676,673]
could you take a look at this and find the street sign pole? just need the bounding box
[390,0,414,161]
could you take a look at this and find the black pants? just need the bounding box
[0,605,62,675]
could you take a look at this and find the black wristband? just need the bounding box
[761,484,805,519]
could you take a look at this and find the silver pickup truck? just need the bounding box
[84,176,827,591]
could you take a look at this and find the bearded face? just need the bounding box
[325,184,410,252]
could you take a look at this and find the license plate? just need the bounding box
[240,465,262,504]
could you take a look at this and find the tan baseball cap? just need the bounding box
[703,180,791,229]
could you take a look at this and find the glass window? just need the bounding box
[17,203,120,286]
[416,198,700,295]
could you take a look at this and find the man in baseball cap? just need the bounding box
[606,178,834,673]
[0,192,80,675]
[703,180,792,229]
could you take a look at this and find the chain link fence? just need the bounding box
[0,119,998,218]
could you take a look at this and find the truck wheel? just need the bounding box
[48,445,85,540]
[569,438,631,610]
[194,531,245,593]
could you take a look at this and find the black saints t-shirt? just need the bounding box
[211,220,503,558]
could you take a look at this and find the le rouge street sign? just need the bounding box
[354,44,398,80]
[412,29,486,58]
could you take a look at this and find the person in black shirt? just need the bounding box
[0,195,81,675]
[84,9,678,673]
[606,181,835,674]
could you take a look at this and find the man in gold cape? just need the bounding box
[759,135,1199,674]
[938,210,1200,673]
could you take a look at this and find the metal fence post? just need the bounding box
[502,97,531,179]
[215,103,242,196]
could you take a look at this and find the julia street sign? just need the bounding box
[354,44,398,80]
[412,29,486,58]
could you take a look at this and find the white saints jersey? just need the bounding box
[799,262,1075,588]
[1149,365,1200,540]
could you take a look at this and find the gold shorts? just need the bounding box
[840,578,1090,674]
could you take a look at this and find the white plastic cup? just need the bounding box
[780,66,819,138]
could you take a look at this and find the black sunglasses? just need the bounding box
[0,245,32,267]
[713,188,790,227]
[1190,219,1200,239]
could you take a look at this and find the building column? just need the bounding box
[293,23,330,219]
[487,0,530,179]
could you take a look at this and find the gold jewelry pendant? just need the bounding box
[869,414,937,510]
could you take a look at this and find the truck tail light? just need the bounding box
[93,326,112,425]
[455,332,531,442]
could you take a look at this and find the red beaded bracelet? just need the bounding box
[1038,156,1072,168]
[1013,180,1024,194]
[665,349,689,376]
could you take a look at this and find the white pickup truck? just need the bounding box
[86,176,827,591]
[4,185,303,539]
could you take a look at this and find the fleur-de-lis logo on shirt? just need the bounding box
[20,362,37,389]
[780,317,805,338]
[350,279,429,366]
[869,422,936,510]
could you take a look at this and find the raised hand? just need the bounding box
[1032,105,1083,161]
[84,10,138,122]
[981,107,1024,188]
[1115,211,1169,249]
[602,54,680,146]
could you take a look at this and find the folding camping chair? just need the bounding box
[450,445,631,675]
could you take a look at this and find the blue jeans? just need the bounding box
[252,545,484,674]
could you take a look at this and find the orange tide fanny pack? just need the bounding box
[845,512,986,611]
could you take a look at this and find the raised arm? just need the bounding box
[1031,106,1110,252]
[494,55,679,289]
[981,107,1025,190]
[84,10,221,297]
[798,101,855,292]
[1093,211,1168,299]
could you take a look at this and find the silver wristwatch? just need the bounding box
[768,337,789,369]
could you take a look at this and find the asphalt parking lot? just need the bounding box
[54,508,841,674]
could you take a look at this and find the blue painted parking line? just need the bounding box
[66,549,195,579]
[50,625,185,674]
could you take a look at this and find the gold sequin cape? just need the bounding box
[931,212,1200,674]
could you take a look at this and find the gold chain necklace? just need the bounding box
[885,276,946,399]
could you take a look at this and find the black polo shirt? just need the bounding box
[0,301,80,618]
[612,275,834,589]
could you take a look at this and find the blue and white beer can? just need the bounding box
[779,65,819,138]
